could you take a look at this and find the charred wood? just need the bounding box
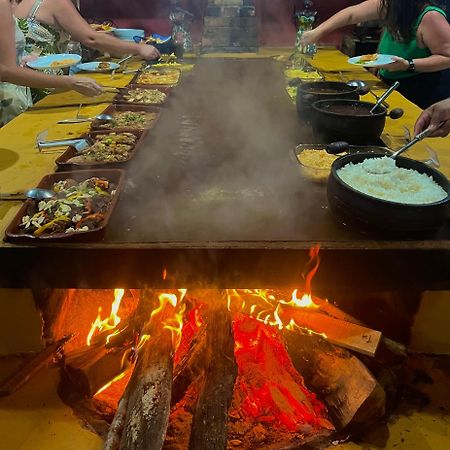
[284,331,385,430]
[0,334,72,397]
[188,303,237,450]
[62,344,132,398]
[117,331,173,450]
[171,325,207,407]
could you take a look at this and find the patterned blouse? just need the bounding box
[0,19,32,127]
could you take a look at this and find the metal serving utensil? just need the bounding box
[57,113,113,124]
[37,136,93,152]
[369,81,400,114]
[362,125,437,174]
[0,188,56,202]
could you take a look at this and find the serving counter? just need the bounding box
[0,50,448,292]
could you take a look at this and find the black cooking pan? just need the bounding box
[312,99,403,144]
[327,152,450,235]
[296,81,363,120]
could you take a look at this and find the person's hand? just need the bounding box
[377,56,409,72]
[138,44,161,61]
[68,77,103,97]
[299,29,321,45]
[19,53,39,67]
[414,98,450,137]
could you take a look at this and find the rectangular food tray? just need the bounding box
[113,84,172,107]
[4,169,125,243]
[130,68,181,86]
[90,104,161,132]
[55,129,148,171]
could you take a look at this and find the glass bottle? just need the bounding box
[294,0,318,58]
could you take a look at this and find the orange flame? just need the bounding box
[136,289,187,354]
[87,289,125,346]
[94,371,127,396]
[225,246,324,336]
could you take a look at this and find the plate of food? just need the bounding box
[347,54,395,67]
[27,53,82,70]
[4,170,124,242]
[77,61,120,72]
[55,130,146,170]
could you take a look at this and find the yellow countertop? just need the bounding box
[0,50,449,241]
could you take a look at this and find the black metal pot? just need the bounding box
[327,152,450,235]
[312,99,404,144]
[296,81,360,121]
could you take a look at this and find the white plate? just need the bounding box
[348,54,396,68]
[76,62,120,72]
[27,53,81,70]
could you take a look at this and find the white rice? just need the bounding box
[337,157,448,205]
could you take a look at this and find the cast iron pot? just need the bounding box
[327,152,450,235]
[296,81,362,121]
[312,99,403,145]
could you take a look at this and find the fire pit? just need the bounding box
[1,248,416,450]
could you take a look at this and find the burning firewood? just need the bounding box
[284,331,385,430]
[116,331,173,450]
[62,344,133,398]
[0,334,72,397]
[105,289,184,450]
[171,325,207,407]
[278,305,382,357]
[188,302,238,450]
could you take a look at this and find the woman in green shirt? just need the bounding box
[300,0,450,109]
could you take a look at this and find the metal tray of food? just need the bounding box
[55,129,148,171]
[5,169,124,243]
[113,84,172,107]
[90,104,160,132]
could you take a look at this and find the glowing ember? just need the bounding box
[174,306,205,366]
[87,288,125,346]
[230,316,333,432]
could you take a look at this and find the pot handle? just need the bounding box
[388,108,404,119]
[357,85,370,95]
[302,93,315,103]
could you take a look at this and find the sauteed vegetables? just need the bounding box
[123,88,167,104]
[66,133,137,164]
[20,177,116,236]
[97,111,158,130]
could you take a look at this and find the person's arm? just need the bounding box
[300,0,382,44]
[414,98,450,137]
[0,0,101,96]
[379,11,450,73]
[51,0,160,60]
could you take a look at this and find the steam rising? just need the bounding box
[109,59,338,243]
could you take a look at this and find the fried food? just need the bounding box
[96,111,158,130]
[66,133,137,164]
[98,62,112,70]
[49,59,78,68]
[358,53,378,63]
[136,69,180,85]
[123,88,167,104]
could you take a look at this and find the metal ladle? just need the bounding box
[362,125,437,175]
[369,81,400,114]
[57,113,113,124]
[0,188,56,202]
